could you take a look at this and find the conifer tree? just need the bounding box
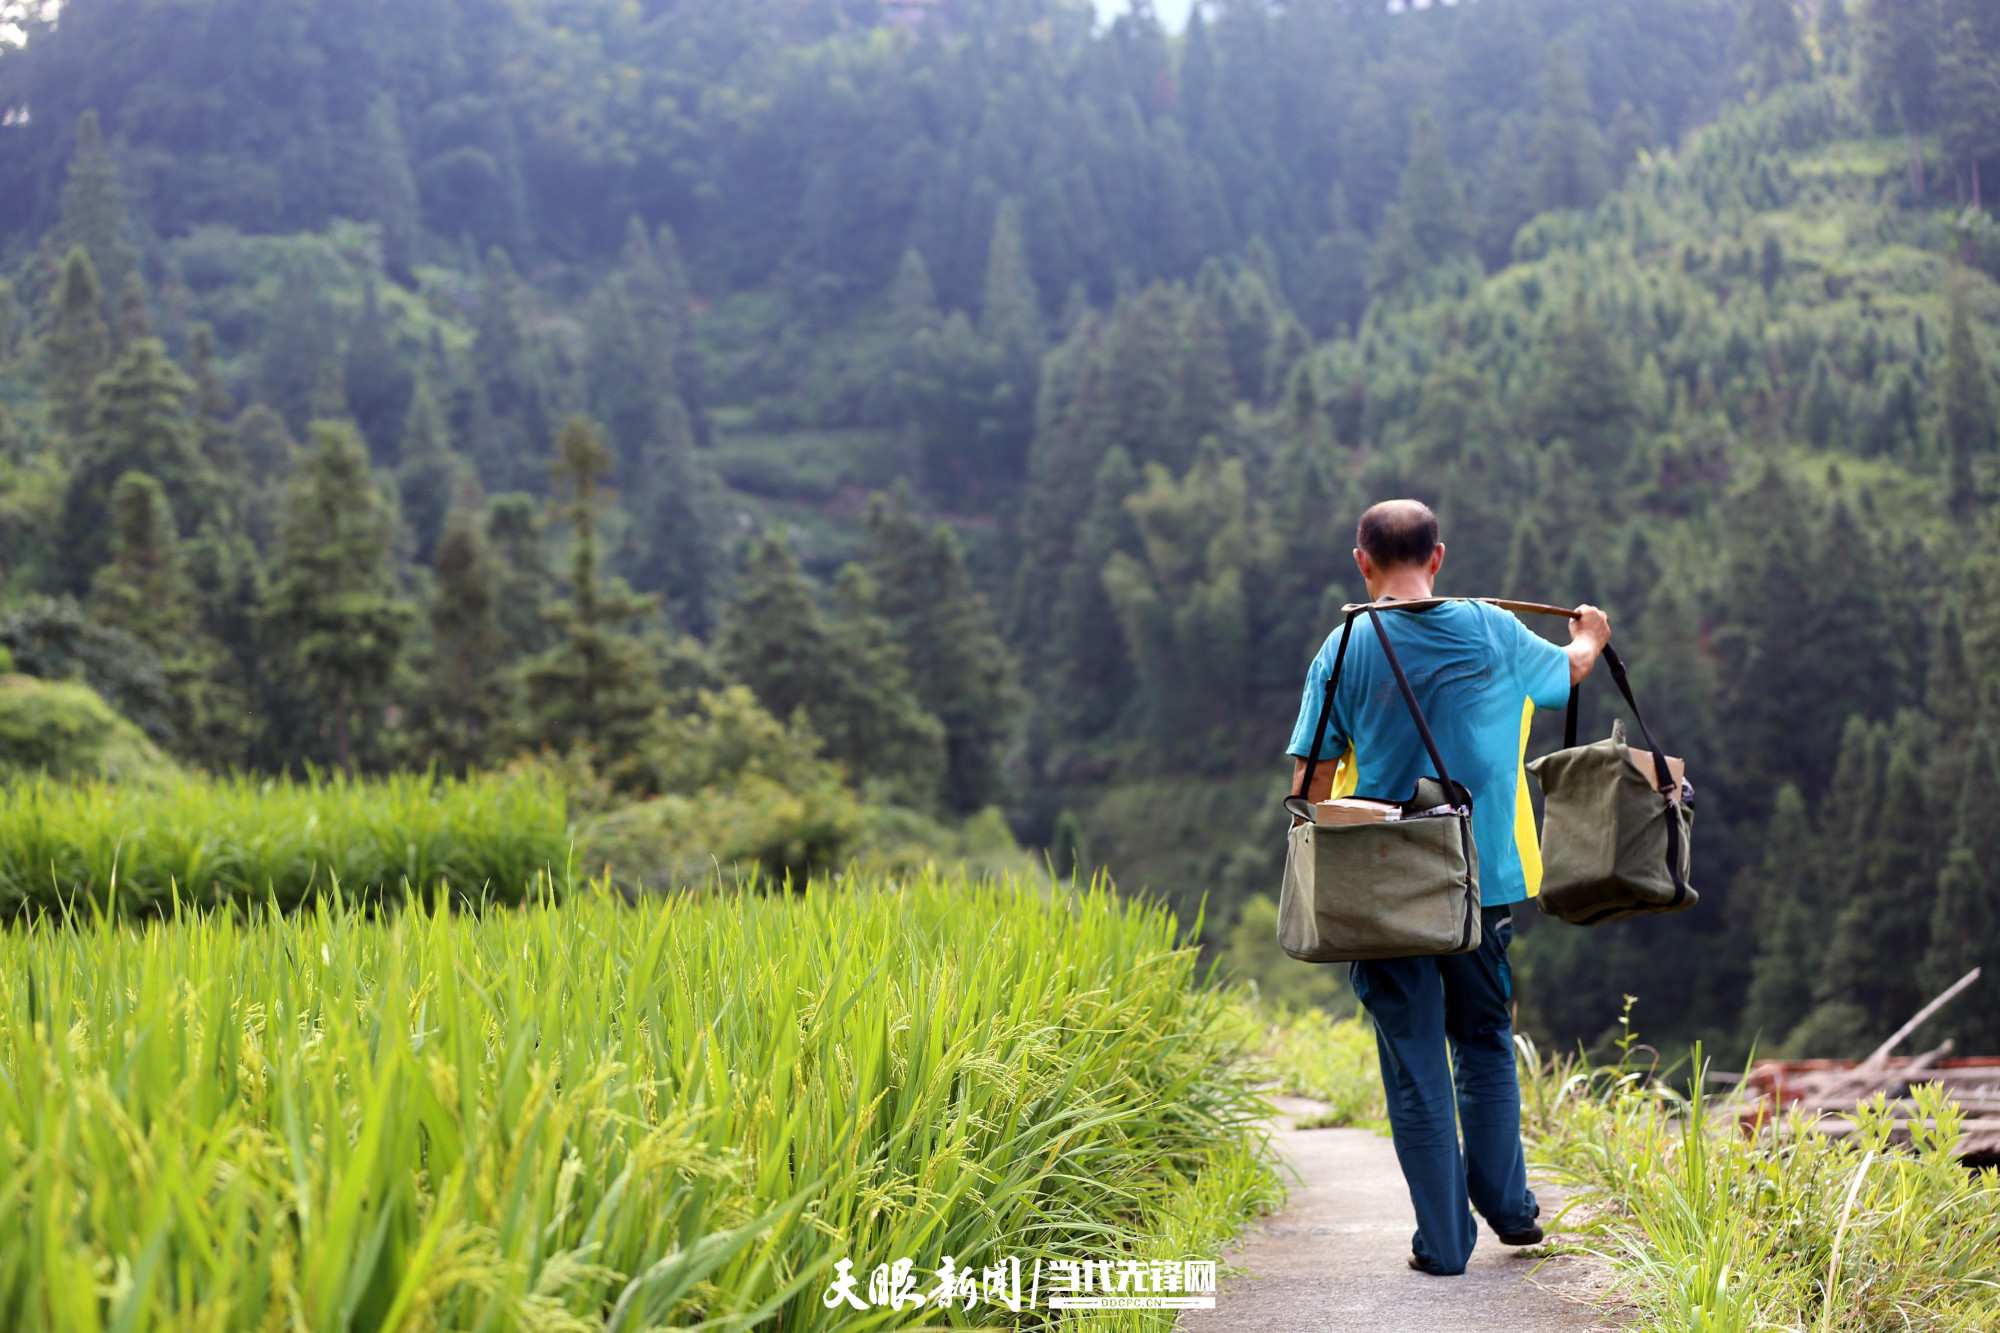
[56,110,138,309]
[1799,350,1844,447]
[487,493,555,660]
[258,265,337,435]
[44,247,111,442]
[1397,109,1472,268]
[186,323,236,472]
[470,247,548,490]
[1368,111,1473,297]
[1738,0,1809,95]
[87,472,189,651]
[1562,546,1600,611]
[1305,185,1368,337]
[397,375,460,563]
[864,492,1016,813]
[1823,0,1857,64]
[1616,528,1663,622]
[888,248,943,341]
[1477,121,1538,271]
[621,219,694,360]
[61,337,211,592]
[345,281,413,463]
[309,358,349,425]
[1937,0,2000,204]
[85,468,244,768]
[1861,0,1941,196]
[1102,441,1253,750]
[1813,717,1938,1046]
[1050,809,1087,880]
[1712,472,1899,801]
[584,282,663,489]
[1604,101,1653,184]
[232,405,298,551]
[1743,784,1824,1047]
[344,95,421,277]
[1524,298,1641,472]
[516,417,666,787]
[112,273,152,351]
[178,524,261,769]
[1179,6,1217,139]
[1922,728,2000,1051]
[0,277,17,365]
[717,534,946,803]
[1531,52,1611,213]
[410,489,509,772]
[1043,446,1143,745]
[1502,513,1555,608]
[908,311,1015,508]
[627,416,714,637]
[1781,715,1886,1050]
[263,421,414,772]
[1942,281,1995,520]
[981,197,1044,363]
[1172,297,1237,460]
[1927,604,1975,733]
[585,276,713,631]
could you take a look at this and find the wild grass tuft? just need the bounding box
[1522,1018,2000,1332]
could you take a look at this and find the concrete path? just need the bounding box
[1182,1103,1630,1333]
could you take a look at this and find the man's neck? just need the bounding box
[1366,569,1436,603]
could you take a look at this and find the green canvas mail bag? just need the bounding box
[1527,644,1696,926]
[1276,604,1481,963]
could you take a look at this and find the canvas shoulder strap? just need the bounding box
[1284,603,1463,821]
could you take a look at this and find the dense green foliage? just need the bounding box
[2,0,2000,1059]
[0,674,176,784]
[0,875,1277,1330]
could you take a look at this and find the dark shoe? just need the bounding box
[1407,1254,1462,1276]
[1496,1223,1544,1246]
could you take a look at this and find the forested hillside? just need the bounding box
[2,0,1999,1060]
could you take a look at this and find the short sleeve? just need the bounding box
[1286,632,1350,759]
[1511,611,1572,709]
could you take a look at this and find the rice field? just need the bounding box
[0,871,1280,1330]
[0,771,568,915]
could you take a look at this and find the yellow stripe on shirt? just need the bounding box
[1514,694,1543,897]
[1329,743,1359,801]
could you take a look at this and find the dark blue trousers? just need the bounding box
[1350,905,1537,1275]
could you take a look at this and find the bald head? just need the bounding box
[1356,500,1439,570]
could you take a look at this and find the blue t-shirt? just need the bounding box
[1286,600,1572,907]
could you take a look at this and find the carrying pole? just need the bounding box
[1339,596,1581,620]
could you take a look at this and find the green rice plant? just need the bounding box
[0,870,1280,1330]
[1522,1033,2000,1332]
[0,769,569,914]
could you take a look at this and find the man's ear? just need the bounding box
[1353,547,1373,581]
[1429,543,1445,576]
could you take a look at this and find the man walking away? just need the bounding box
[1286,499,1610,1276]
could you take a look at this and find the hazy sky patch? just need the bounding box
[1091,0,1196,34]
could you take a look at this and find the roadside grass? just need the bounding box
[1240,1003,1386,1130]
[0,769,568,914]
[0,870,1281,1330]
[1521,1029,2000,1332]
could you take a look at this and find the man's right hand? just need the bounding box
[1566,604,1611,685]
